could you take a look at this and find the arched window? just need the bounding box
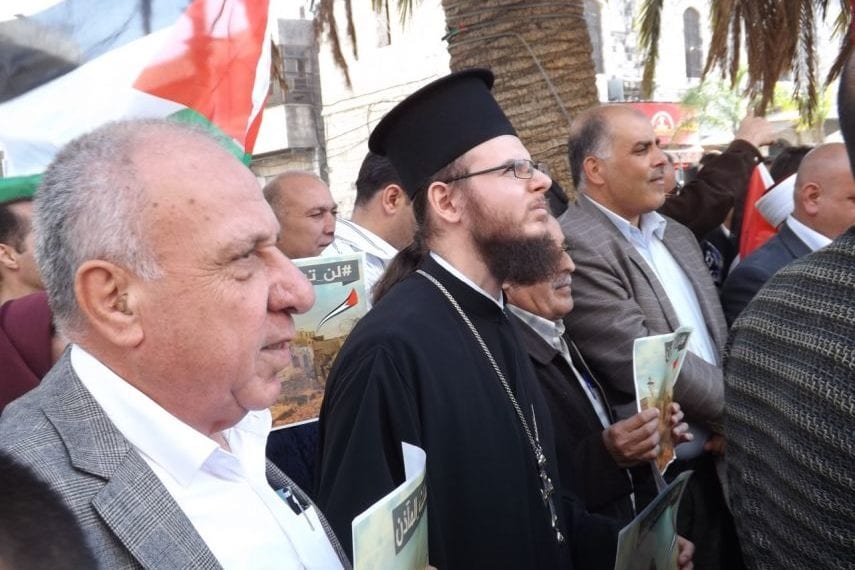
[584,0,604,74]
[683,8,702,78]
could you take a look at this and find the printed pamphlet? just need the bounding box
[352,443,428,570]
[632,326,692,473]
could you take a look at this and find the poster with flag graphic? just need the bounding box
[271,252,368,429]
[0,0,271,200]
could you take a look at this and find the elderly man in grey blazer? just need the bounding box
[0,120,350,569]
[559,104,737,569]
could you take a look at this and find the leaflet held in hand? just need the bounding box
[632,326,692,473]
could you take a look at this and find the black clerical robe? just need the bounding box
[316,255,617,569]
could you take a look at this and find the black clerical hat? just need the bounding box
[368,68,516,198]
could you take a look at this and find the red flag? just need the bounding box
[134,0,269,153]
[739,163,777,258]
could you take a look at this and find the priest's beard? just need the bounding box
[467,199,561,286]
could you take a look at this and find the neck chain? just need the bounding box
[416,269,565,544]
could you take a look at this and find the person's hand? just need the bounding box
[704,433,727,455]
[676,536,694,570]
[668,402,693,445]
[735,111,775,149]
[602,408,660,467]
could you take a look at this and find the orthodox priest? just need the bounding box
[316,70,622,569]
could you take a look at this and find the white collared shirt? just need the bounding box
[507,305,611,428]
[71,345,342,570]
[785,215,832,252]
[586,196,719,365]
[322,218,399,302]
[430,251,504,308]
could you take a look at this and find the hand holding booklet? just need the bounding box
[352,443,429,570]
[632,326,692,474]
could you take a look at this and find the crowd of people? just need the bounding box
[0,51,853,570]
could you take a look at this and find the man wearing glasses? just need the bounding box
[316,71,694,569]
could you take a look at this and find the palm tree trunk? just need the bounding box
[441,0,599,193]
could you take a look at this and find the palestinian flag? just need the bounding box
[738,162,777,259]
[0,0,271,201]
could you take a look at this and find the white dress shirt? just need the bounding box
[588,198,719,366]
[785,215,832,252]
[322,218,399,302]
[71,345,342,570]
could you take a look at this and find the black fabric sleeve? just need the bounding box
[659,139,762,240]
[315,347,421,560]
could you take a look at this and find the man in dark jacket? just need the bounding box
[721,142,855,324]
[505,216,691,524]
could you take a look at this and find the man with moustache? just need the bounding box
[316,71,694,570]
[560,104,733,568]
[504,216,692,525]
[0,120,349,569]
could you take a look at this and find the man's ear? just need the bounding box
[426,181,464,224]
[582,156,606,187]
[75,260,144,347]
[0,243,19,270]
[380,184,406,215]
[799,182,821,216]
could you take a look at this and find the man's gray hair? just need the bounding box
[35,119,216,335]
[567,106,616,190]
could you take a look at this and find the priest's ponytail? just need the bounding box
[372,157,466,304]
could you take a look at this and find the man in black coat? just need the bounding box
[505,216,692,524]
[316,70,696,570]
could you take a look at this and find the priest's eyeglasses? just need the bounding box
[444,159,550,183]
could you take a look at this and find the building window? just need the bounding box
[584,0,604,74]
[683,8,702,78]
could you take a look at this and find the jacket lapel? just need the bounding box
[92,456,222,569]
[578,196,683,330]
[43,355,220,570]
[510,312,615,424]
[778,223,813,259]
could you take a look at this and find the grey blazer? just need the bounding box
[0,352,351,569]
[558,195,727,425]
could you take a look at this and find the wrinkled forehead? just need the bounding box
[138,142,273,234]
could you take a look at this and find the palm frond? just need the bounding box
[314,0,353,87]
[703,0,850,122]
[344,0,358,59]
[825,0,852,83]
[312,0,416,88]
[637,0,664,99]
